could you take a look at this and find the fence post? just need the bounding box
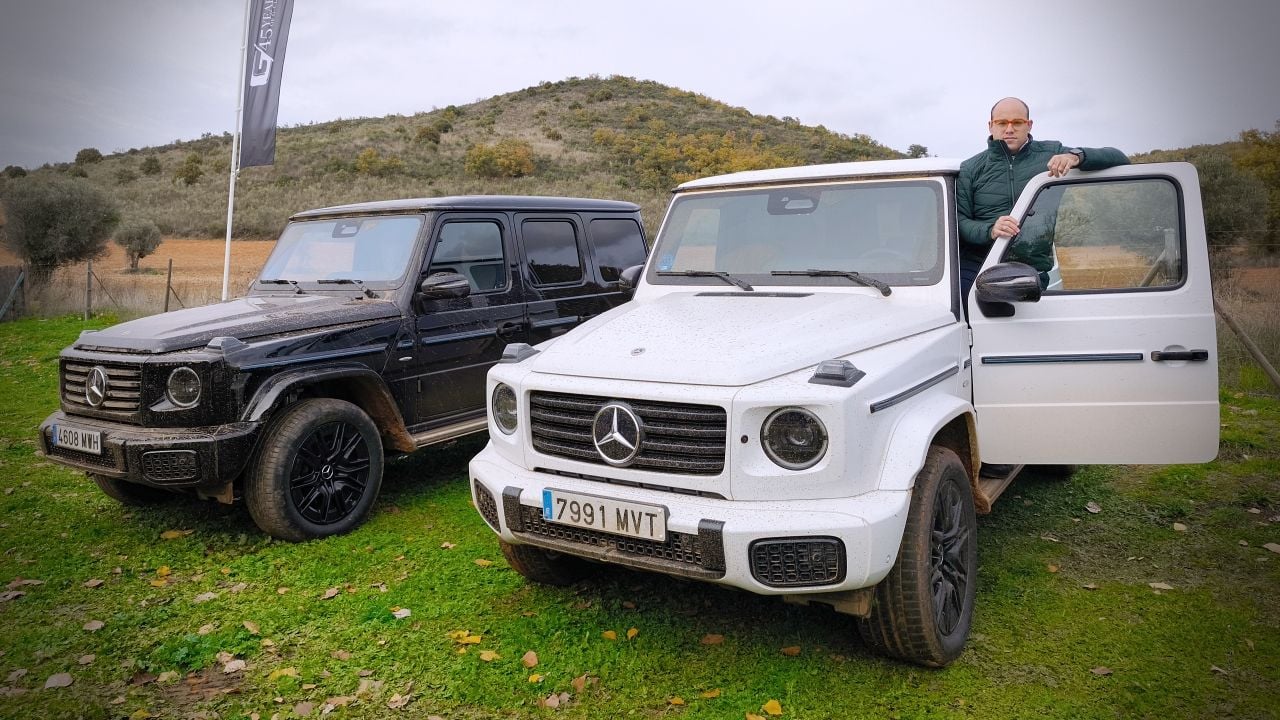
[85,260,93,320]
[165,258,173,313]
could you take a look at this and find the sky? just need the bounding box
[2,0,1278,170]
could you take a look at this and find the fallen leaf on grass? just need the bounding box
[193,592,218,604]
[277,587,289,595]
[78,655,95,665]
[571,674,596,693]
[478,650,501,662]
[1149,582,1174,591]
[130,672,157,686]
[1047,564,1060,574]
[320,588,340,600]
[390,607,411,619]
[700,688,721,698]
[762,699,784,716]
[223,659,246,674]
[109,696,125,705]
[324,695,356,709]
[1082,583,1098,590]
[522,650,538,668]
[44,673,73,688]
[701,634,724,645]
[621,600,637,609]
[243,620,260,635]
[216,651,235,663]
[83,579,104,588]
[156,671,180,683]
[1263,543,1280,555]
[1172,523,1188,532]
[447,630,482,645]
[267,668,297,682]
[1091,666,1113,676]
[387,693,412,709]
[331,650,352,661]
[83,620,104,632]
[780,646,801,656]
[626,627,639,640]
[160,529,193,540]
[1210,665,1229,675]
[668,696,685,705]
[229,582,248,593]
[601,630,617,641]
[149,579,168,588]
[198,624,215,635]
[528,673,544,683]
[440,542,456,549]
[6,669,26,682]
[128,710,154,720]
[293,701,314,717]
[5,578,44,590]
[1085,502,1102,514]
[156,566,172,577]
[747,715,766,720]
[358,669,375,677]
[474,559,494,568]
[0,591,25,602]
[539,692,572,709]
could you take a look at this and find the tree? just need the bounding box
[0,178,120,284]
[75,147,104,165]
[140,155,162,176]
[907,144,929,159]
[113,220,162,270]
[174,153,203,185]
[1235,121,1280,254]
[2,165,25,178]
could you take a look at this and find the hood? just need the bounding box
[74,294,402,353]
[531,292,952,386]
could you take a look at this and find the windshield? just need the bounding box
[649,179,945,288]
[257,215,423,288]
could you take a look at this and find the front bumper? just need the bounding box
[38,411,259,492]
[469,443,912,595]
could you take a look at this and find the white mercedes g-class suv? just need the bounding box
[467,158,1219,666]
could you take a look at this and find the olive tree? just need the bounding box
[114,220,163,270]
[0,178,120,284]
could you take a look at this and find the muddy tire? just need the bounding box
[245,399,383,542]
[857,445,977,667]
[500,540,586,586]
[92,474,172,505]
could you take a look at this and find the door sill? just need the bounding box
[410,417,488,448]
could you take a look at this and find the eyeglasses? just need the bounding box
[990,118,1029,129]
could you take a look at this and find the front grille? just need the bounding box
[529,392,726,475]
[750,538,845,588]
[516,504,723,573]
[474,481,500,531]
[142,450,198,483]
[62,361,143,417]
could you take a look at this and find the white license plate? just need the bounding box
[542,489,667,542]
[52,424,102,455]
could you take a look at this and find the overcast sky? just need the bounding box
[2,0,1278,170]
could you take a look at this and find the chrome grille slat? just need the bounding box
[62,360,144,417]
[529,392,726,475]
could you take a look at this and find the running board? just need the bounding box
[975,464,1025,513]
[410,417,489,448]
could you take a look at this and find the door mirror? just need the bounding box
[618,264,644,292]
[419,272,471,300]
[975,262,1042,304]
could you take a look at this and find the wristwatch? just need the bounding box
[1066,147,1085,166]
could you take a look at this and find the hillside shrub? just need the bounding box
[0,177,120,284]
[464,139,535,179]
[2,166,26,179]
[140,156,162,175]
[415,126,441,145]
[68,165,89,178]
[115,168,138,184]
[75,147,104,165]
[354,148,404,176]
[113,220,162,270]
[175,153,203,185]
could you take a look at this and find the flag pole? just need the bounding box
[222,0,252,302]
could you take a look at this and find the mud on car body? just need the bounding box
[40,195,647,541]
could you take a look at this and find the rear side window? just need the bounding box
[523,220,583,285]
[589,218,647,282]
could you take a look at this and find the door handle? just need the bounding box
[496,321,525,338]
[1151,349,1209,362]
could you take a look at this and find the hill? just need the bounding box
[6,75,904,239]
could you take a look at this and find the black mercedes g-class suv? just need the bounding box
[38,195,647,540]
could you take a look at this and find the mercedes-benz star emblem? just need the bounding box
[592,402,644,466]
[85,366,109,408]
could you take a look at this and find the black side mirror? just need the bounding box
[618,265,644,292]
[975,262,1042,304]
[419,272,471,300]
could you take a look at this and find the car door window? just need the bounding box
[1006,178,1183,291]
[523,219,583,285]
[588,218,647,282]
[427,221,507,293]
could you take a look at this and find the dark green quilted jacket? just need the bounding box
[957,137,1129,271]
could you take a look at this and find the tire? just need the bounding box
[245,398,383,542]
[857,445,978,667]
[500,540,586,586]
[92,474,172,505]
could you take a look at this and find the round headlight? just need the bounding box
[166,366,202,408]
[761,407,827,470]
[492,383,518,435]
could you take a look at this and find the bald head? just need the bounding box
[990,97,1030,119]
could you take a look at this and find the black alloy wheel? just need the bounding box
[929,475,972,637]
[289,420,371,525]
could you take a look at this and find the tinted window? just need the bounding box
[1008,178,1182,291]
[589,218,647,282]
[523,220,583,285]
[427,221,508,292]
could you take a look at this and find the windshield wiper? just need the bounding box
[658,270,753,291]
[317,278,376,298]
[771,269,891,296]
[258,278,304,294]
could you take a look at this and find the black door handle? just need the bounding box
[496,321,525,337]
[1151,349,1209,362]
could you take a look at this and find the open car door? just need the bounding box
[969,162,1218,464]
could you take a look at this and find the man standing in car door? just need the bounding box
[956,96,1130,298]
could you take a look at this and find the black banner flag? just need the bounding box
[239,0,294,168]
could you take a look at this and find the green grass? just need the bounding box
[1,317,1277,719]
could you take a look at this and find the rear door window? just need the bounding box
[588,218,647,282]
[522,219,584,286]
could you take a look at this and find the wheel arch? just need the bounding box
[242,363,415,453]
[878,396,980,506]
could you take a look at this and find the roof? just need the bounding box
[290,195,640,220]
[675,158,965,192]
